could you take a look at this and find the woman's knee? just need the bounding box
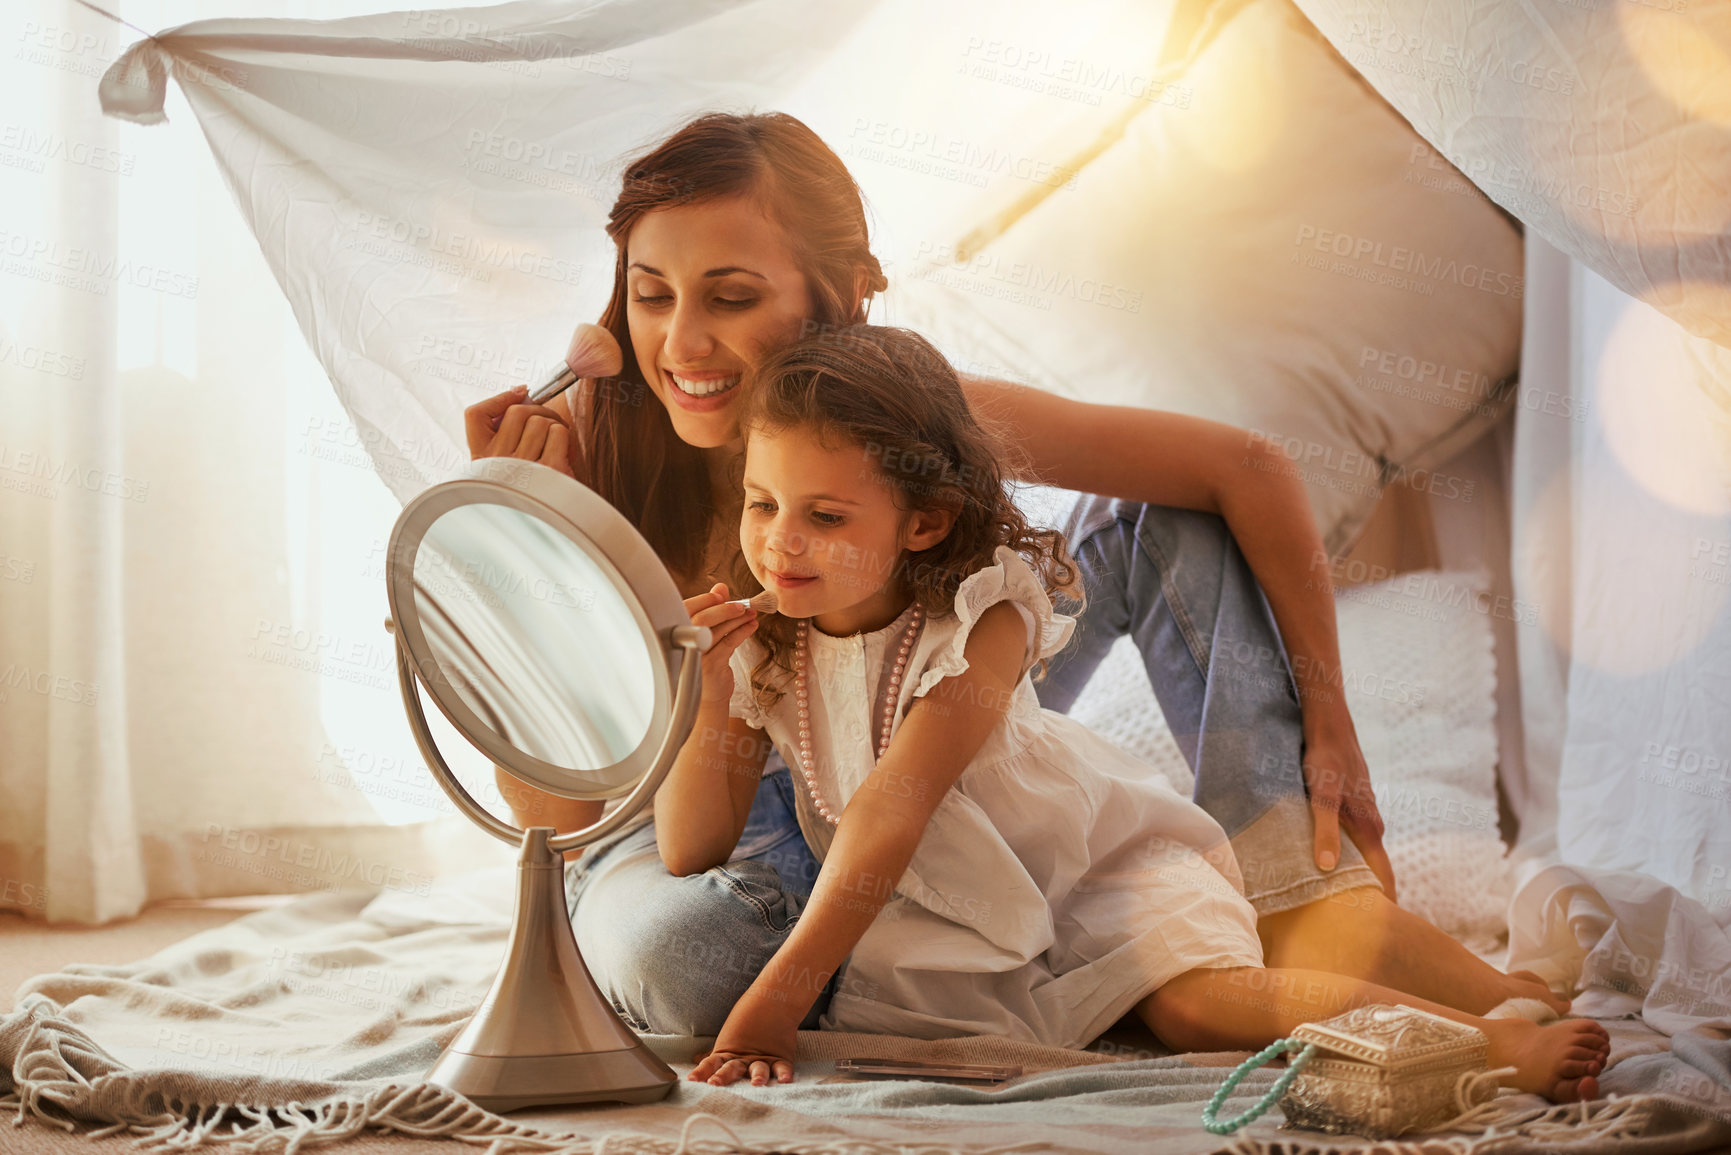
[574,856,787,1035]
[582,856,765,958]
[1119,501,1234,579]
[1071,501,1241,623]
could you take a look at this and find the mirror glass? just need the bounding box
[411,503,656,780]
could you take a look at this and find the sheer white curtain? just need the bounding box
[1510,234,1731,911]
[0,0,512,925]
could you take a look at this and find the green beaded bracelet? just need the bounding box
[1200,1038,1318,1135]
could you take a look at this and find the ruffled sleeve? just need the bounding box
[911,545,1077,700]
[726,635,771,730]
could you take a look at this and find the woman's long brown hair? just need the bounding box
[731,325,1084,712]
[585,112,889,586]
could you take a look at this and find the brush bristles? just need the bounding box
[721,589,779,614]
[565,322,623,379]
[731,589,778,614]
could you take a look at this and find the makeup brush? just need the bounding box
[728,589,780,614]
[527,322,623,406]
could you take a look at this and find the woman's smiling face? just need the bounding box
[625,197,813,449]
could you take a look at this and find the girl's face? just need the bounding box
[741,424,952,637]
[625,198,813,450]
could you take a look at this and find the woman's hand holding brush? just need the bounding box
[461,322,624,478]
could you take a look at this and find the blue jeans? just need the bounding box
[1031,495,1378,913]
[567,495,1378,1036]
[566,756,837,1036]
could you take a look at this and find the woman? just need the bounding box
[462,112,1564,1046]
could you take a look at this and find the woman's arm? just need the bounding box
[688,602,1028,1086]
[959,375,1394,898]
[493,767,603,864]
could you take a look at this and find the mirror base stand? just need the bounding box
[426,828,677,1112]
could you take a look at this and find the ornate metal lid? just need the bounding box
[1290,1005,1488,1074]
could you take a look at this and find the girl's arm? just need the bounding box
[689,601,1029,1087]
[658,707,771,876]
[656,584,772,877]
[959,375,1394,897]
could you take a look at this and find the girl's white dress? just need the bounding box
[727,545,1265,1048]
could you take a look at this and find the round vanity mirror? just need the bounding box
[408,500,656,792]
[383,456,711,1110]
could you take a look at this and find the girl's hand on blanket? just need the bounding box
[1302,728,1398,903]
[686,583,758,706]
[688,1001,799,1086]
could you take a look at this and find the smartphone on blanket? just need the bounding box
[835,1057,1021,1084]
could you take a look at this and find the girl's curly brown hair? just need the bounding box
[727,324,1084,712]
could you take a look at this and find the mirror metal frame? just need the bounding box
[381,457,711,1108]
[384,457,709,855]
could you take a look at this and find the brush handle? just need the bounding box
[527,369,578,407]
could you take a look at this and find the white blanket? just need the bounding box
[7,869,1725,1155]
[1510,863,1731,1038]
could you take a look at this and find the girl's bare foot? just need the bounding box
[1504,969,1571,1016]
[1482,1018,1609,1102]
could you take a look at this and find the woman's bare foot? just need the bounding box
[1482,1018,1609,1102]
[1503,969,1571,1016]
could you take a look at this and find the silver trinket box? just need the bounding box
[1279,1004,1494,1139]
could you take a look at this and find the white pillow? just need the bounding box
[886,0,1524,557]
[1066,566,1510,946]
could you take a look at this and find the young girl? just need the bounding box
[666,325,1609,1100]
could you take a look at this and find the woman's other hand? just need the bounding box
[684,583,758,707]
[1302,727,1398,903]
[463,384,579,478]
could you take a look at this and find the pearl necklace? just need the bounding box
[793,604,924,826]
